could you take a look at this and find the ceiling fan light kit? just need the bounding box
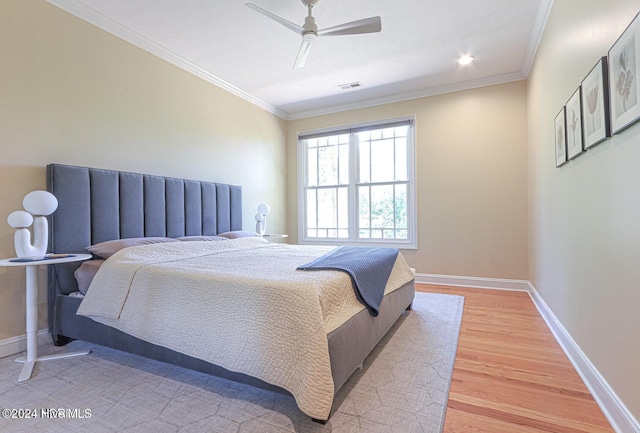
[246,0,381,69]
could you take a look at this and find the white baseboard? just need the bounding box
[527,282,640,433]
[0,329,52,359]
[415,272,531,291]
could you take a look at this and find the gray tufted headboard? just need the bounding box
[46,163,242,300]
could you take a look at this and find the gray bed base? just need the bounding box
[46,163,415,421]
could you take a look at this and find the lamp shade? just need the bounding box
[7,210,34,229]
[23,190,58,216]
[257,202,271,216]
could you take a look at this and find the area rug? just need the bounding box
[0,292,463,433]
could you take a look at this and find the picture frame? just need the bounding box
[608,11,640,134]
[565,88,584,160]
[554,107,568,167]
[581,57,610,148]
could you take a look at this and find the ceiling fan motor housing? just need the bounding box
[303,15,318,38]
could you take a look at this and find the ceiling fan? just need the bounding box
[246,0,382,69]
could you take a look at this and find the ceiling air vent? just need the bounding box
[338,81,363,90]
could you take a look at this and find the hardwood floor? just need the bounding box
[416,284,614,433]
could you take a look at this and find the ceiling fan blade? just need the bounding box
[317,16,381,36]
[293,40,313,69]
[245,3,304,35]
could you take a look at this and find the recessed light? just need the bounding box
[458,55,475,65]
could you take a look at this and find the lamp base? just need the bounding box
[13,217,48,259]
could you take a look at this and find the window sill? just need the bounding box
[299,239,417,250]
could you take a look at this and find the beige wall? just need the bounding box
[287,81,529,279]
[528,0,640,421]
[0,0,287,340]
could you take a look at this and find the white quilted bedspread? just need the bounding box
[77,237,415,420]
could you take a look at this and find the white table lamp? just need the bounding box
[2,190,92,383]
[7,190,58,259]
[255,202,271,235]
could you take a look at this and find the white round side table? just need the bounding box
[0,253,92,382]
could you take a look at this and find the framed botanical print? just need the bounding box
[581,57,610,148]
[565,88,584,160]
[608,11,640,134]
[554,107,568,167]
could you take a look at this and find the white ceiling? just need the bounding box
[48,0,553,119]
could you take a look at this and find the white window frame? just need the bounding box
[297,116,417,249]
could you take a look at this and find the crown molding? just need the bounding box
[521,0,554,77]
[46,0,289,120]
[286,71,526,120]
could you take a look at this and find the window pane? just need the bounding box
[358,186,370,228]
[306,189,317,229]
[359,229,370,239]
[338,187,348,229]
[383,229,395,239]
[339,144,349,185]
[395,184,407,229]
[395,126,408,137]
[307,229,317,238]
[382,127,395,139]
[370,139,395,182]
[307,147,317,186]
[395,137,407,181]
[359,141,370,183]
[371,184,395,229]
[318,145,338,186]
[317,188,337,230]
[338,229,349,238]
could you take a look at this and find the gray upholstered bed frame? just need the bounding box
[46,163,414,420]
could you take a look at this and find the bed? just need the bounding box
[46,163,415,422]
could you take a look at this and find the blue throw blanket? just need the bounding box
[297,246,399,316]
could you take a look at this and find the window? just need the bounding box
[298,117,416,248]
